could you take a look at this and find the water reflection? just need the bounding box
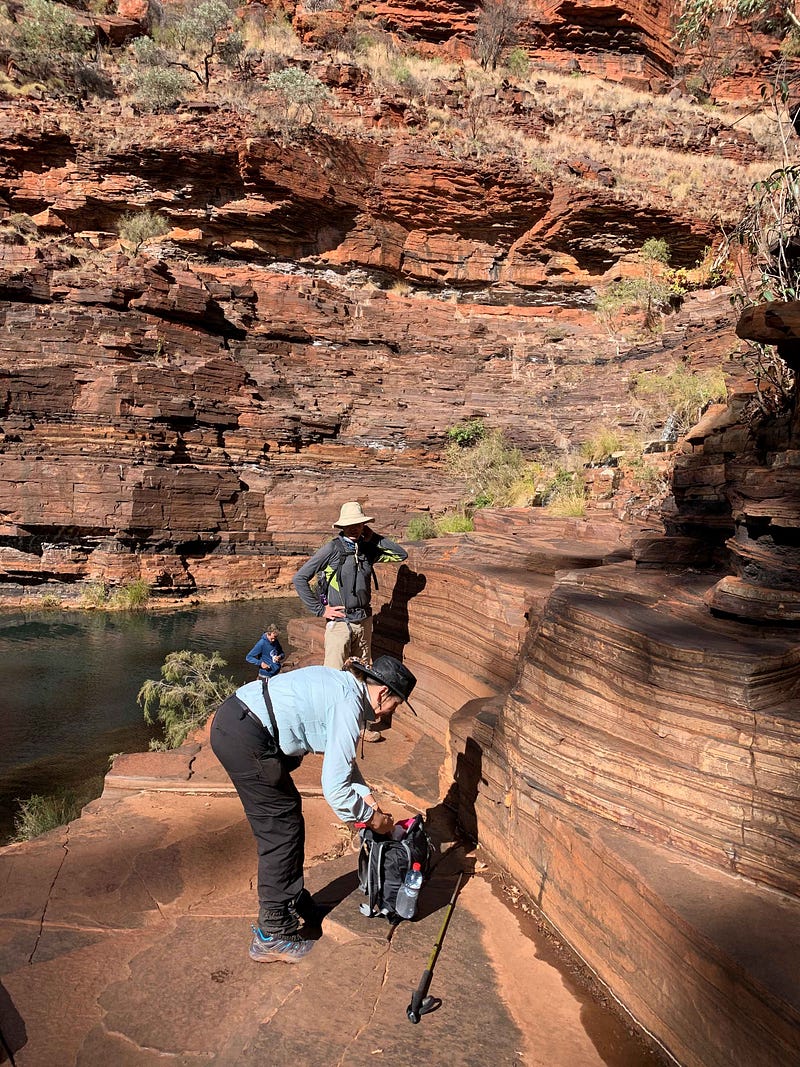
[0,598,303,843]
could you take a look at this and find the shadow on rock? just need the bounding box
[410,800,476,923]
[313,868,361,916]
[373,565,427,659]
[0,980,27,1063]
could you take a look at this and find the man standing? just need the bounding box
[292,502,408,739]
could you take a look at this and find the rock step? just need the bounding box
[503,564,800,896]
[503,795,800,1067]
[450,696,800,1067]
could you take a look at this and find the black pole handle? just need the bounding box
[408,967,432,1021]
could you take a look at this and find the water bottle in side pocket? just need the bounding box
[394,862,424,920]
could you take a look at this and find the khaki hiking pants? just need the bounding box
[324,616,372,668]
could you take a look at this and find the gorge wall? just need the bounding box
[3,1,800,1064]
[0,92,743,595]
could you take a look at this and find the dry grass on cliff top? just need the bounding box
[321,53,782,224]
[541,132,771,223]
[419,66,780,223]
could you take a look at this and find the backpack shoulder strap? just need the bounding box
[323,538,347,588]
[360,832,387,915]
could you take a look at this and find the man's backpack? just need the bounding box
[313,540,342,607]
[358,814,432,921]
[314,537,378,608]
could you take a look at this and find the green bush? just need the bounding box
[139,650,236,749]
[36,593,63,610]
[640,237,670,265]
[130,64,189,110]
[117,210,170,253]
[436,512,475,534]
[128,0,240,101]
[446,418,486,449]
[165,0,237,88]
[446,427,540,508]
[505,46,529,77]
[10,0,94,91]
[580,428,636,465]
[544,480,586,517]
[630,363,727,434]
[81,580,109,608]
[13,778,104,841]
[81,578,152,609]
[109,579,151,609]
[265,67,331,128]
[406,514,437,540]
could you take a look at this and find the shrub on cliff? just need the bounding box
[265,67,331,129]
[435,512,475,533]
[543,478,587,518]
[406,514,437,540]
[110,579,152,609]
[595,239,678,350]
[117,210,170,254]
[630,363,727,436]
[446,417,486,449]
[127,0,243,102]
[473,0,523,72]
[128,47,190,111]
[81,577,154,607]
[406,512,475,540]
[446,426,542,508]
[9,0,97,96]
[162,0,239,89]
[139,650,236,749]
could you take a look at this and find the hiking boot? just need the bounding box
[249,926,315,964]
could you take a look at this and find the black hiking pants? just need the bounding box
[210,695,308,938]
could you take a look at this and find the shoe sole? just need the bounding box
[249,951,309,964]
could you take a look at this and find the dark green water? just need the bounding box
[0,597,303,843]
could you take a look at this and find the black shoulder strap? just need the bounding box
[261,678,281,751]
[331,537,355,599]
[361,537,380,591]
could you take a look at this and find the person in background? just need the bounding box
[292,501,408,740]
[246,623,285,679]
[209,655,417,963]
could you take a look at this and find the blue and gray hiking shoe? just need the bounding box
[249,925,315,964]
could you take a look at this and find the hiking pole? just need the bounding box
[406,870,464,1024]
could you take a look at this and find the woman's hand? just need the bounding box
[368,810,394,835]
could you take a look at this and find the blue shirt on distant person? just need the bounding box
[234,667,373,823]
[246,627,285,678]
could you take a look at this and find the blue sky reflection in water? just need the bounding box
[0,597,303,842]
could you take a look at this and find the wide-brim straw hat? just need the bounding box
[333,501,374,528]
[352,655,417,716]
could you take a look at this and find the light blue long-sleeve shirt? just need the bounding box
[235,667,374,823]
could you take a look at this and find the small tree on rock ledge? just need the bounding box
[473,0,523,72]
[139,650,235,749]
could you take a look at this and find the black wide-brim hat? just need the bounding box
[356,655,418,716]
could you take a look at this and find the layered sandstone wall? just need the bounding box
[0,98,738,596]
[318,500,799,1067]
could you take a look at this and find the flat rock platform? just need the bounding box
[0,719,666,1067]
